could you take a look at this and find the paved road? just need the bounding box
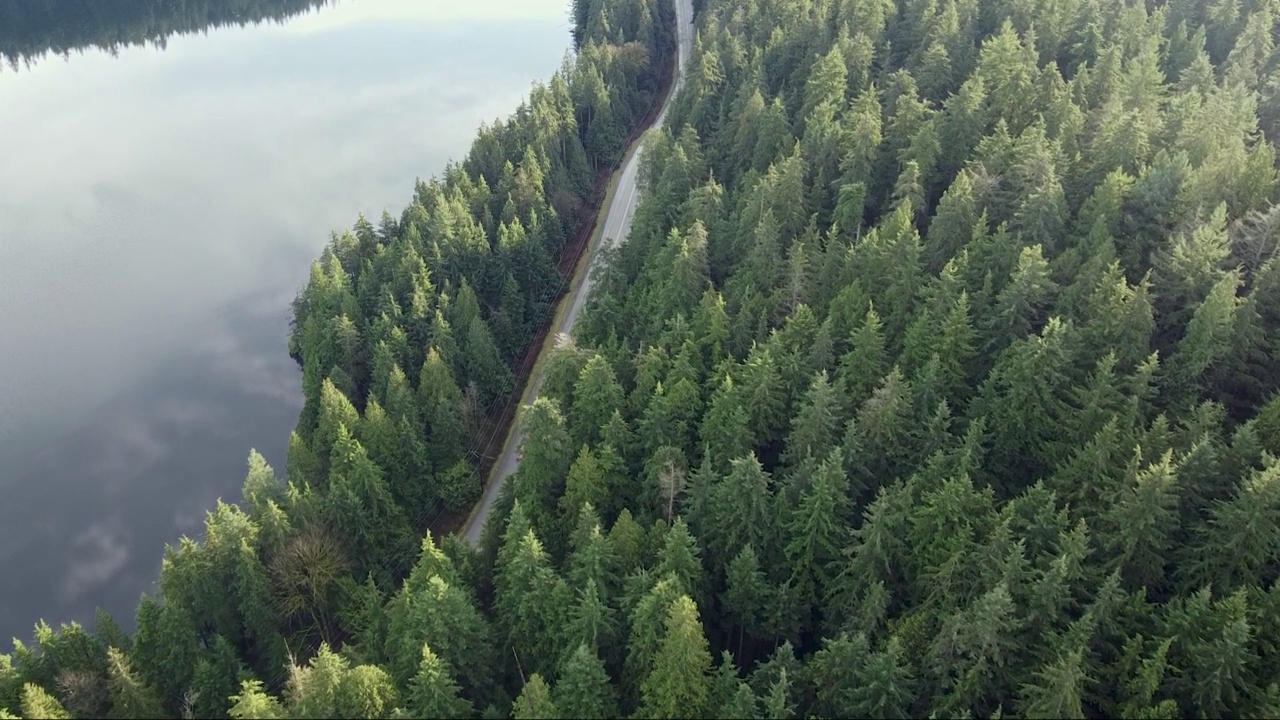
[462,0,694,545]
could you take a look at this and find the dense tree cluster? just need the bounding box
[8,0,1280,717]
[285,0,673,531]
[0,0,334,71]
[554,0,1280,715]
[2,0,673,717]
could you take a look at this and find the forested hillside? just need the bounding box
[0,0,674,717]
[6,0,1280,717]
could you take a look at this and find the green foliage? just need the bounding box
[511,674,557,720]
[384,571,493,706]
[553,644,616,719]
[494,526,571,678]
[132,598,198,713]
[405,643,472,719]
[20,683,70,720]
[279,644,400,719]
[639,596,713,719]
[229,679,284,720]
[188,636,244,720]
[105,647,165,720]
[18,1,1280,718]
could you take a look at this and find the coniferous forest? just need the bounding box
[6,0,1280,717]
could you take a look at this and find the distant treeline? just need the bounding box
[0,0,333,70]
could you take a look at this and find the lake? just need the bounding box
[0,0,573,646]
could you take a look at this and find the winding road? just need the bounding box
[461,0,695,545]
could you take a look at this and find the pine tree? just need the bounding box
[608,508,648,579]
[639,596,714,719]
[554,644,617,719]
[188,635,243,720]
[313,378,360,471]
[418,347,466,472]
[1165,271,1244,405]
[131,597,199,713]
[495,529,571,678]
[625,577,685,705]
[564,578,619,667]
[334,664,399,720]
[837,306,887,407]
[699,374,753,469]
[106,645,167,717]
[782,372,845,470]
[983,244,1056,356]
[802,44,849,129]
[1018,648,1088,719]
[739,343,789,447]
[325,425,414,587]
[972,318,1075,492]
[464,314,514,406]
[1189,460,1280,593]
[785,449,851,613]
[512,674,558,720]
[722,545,776,653]
[710,455,778,572]
[567,505,618,598]
[656,517,706,603]
[571,355,626,449]
[515,398,575,536]
[384,574,493,705]
[20,683,71,720]
[711,653,759,720]
[1101,450,1180,593]
[761,666,796,720]
[228,680,284,720]
[560,447,608,535]
[926,582,1023,717]
[808,633,870,719]
[405,644,471,719]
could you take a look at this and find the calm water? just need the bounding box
[0,0,572,645]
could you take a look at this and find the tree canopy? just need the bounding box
[8,0,1280,717]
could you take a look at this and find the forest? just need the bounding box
[6,0,1280,717]
[0,0,334,71]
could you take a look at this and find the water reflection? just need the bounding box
[0,287,306,637]
[0,0,571,643]
[0,0,335,71]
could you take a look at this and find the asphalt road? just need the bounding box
[462,0,695,545]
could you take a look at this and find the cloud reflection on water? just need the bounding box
[0,0,569,644]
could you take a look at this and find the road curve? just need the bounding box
[462,0,695,545]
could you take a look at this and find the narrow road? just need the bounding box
[462,0,694,545]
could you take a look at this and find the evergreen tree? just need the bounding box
[20,683,71,720]
[639,596,714,719]
[405,644,471,719]
[105,646,166,720]
[418,347,466,472]
[229,680,284,720]
[495,528,571,678]
[1018,648,1088,719]
[571,355,626,449]
[512,674,558,720]
[514,398,575,537]
[785,449,850,614]
[554,644,617,719]
[15,4,1280,720]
